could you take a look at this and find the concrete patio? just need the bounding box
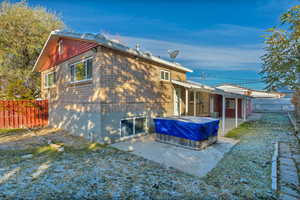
[112,134,238,177]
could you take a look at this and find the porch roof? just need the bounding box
[171,79,214,92]
[171,79,248,99]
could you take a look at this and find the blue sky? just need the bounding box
[24,0,299,89]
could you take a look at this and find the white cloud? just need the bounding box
[107,33,264,71]
[192,24,264,38]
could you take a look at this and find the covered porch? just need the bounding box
[171,80,251,136]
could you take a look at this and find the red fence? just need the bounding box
[0,100,48,128]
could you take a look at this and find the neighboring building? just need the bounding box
[216,84,296,113]
[276,86,294,98]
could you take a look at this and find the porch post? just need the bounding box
[210,95,214,113]
[222,95,226,135]
[185,89,188,115]
[235,98,238,128]
[194,90,196,116]
[243,98,246,121]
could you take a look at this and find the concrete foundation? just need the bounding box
[49,105,163,144]
[49,107,103,142]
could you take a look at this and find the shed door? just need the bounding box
[174,88,181,116]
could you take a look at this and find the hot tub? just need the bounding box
[153,116,220,150]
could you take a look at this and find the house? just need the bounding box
[33,30,252,143]
[33,30,209,143]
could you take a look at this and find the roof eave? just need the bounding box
[32,31,57,72]
[51,30,193,73]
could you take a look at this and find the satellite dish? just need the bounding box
[168,50,180,61]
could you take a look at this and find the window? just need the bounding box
[189,92,194,102]
[196,92,201,104]
[135,117,147,134]
[226,99,235,109]
[44,72,55,88]
[121,118,134,137]
[121,117,147,137]
[70,57,93,82]
[160,70,170,81]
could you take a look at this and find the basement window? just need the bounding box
[120,117,147,138]
[70,57,93,82]
[44,71,56,88]
[160,70,170,81]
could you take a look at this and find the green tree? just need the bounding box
[0,1,64,99]
[260,5,300,90]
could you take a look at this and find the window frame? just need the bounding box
[44,71,56,89]
[226,99,235,109]
[120,116,148,139]
[160,70,170,81]
[70,57,93,83]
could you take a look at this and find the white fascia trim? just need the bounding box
[171,80,193,88]
[172,79,247,98]
[186,80,215,91]
[171,80,214,93]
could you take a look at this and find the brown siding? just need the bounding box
[97,46,186,116]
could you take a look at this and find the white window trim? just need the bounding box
[44,71,55,89]
[70,57,93,83]
[119,116,148,140]
[160,70,170,81]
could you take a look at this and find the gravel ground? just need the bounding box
[203,113,293,199]
[0,113,293,199]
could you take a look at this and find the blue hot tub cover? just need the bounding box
[153,116,220,141]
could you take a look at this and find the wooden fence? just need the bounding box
[0,100,48,128]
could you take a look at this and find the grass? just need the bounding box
[0,141,110,165]
[0,128,25,134]
[0,128,110,165]
[225,121,253,139]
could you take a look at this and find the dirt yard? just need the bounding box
[0,113,295,199]
[0,128,90,151]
